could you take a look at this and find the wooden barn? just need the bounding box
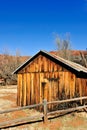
[13,50,87,107]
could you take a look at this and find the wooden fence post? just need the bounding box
[43,99,48,123]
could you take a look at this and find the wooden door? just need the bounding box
[42,82,47,101]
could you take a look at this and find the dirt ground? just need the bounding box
[0,85,87,130]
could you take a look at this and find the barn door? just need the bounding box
[42,82,47,100]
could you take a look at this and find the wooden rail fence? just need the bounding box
[0,96,87,128]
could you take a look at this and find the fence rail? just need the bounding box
[47,105,87,116]
[0,103,43,114]
[47,96,87,104]
[0,114,43,128]
[0,96,87,128]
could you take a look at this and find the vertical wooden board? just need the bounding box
[56,79,59,99]
[49,72,52,79]
[59,72,62,94]
[72,74,75,97]
[52,62,55,72]
[81,79,83,96]
[64,72,66,98]
[55,79,59,108]
[17,74,20,106]
[49,60,51,72]
[76,78,79,96]
[22,73,27,106]
[43,57,47,72]
[35,58,37,72]
[33,73,35,104]
[54,72,58,79]
[37,58,39,72]
[54,63,58,72]
[79,78,82,97]
[85,79,87,96]
[44,72,47,79]
[30,73,32,104]
[29,63,34,72]
[38,55,41,72]
[41,73,44,100]
[57,72,59,99]
[82,79,86,96]
[24,73,27,106]
[67,73,70,98]
[51,79,55,110]
[33,73,39,104]
[40,73,44,103]
[30,73,34,104]
[48,74,53,109]
[52,79,55,101]
[43,82,48,100]
[50,61,53,72]
[59,72,65,99]
[82,79,84,96]
[28,65,30,72]
[52,79,58,110]
[40,56,44,72]
[35,58,38,72]
[32,63,34,72]
[38,73,40,104]
[25,67,27,73]
[83,79,86,96]
[48,78,52,109]
[26,73,30,105]
[67,72,70,98]
[33,61,35,72]
[17,74,22,106]
[47,72,50,79]
[46,57,48,72]
[35,73,38,104]
[70,73,75,98]
[64,72,70,99]
[75,78,79,96]
[20,74,23,106]
[78,78,82,104]
[57,64,62,71]
[47,59,49,72]
[22,74,24,106]
[48,59,51,72]
[57,64,59,71]
[84,79,87,96]
[52,72,54,79]
[27,65,30,72]
[26,65,29,73]
[47,80,49,102]
[51,73,54,101]
[54,80,58,100]
[69,73,73,98]
[39,73,42,103]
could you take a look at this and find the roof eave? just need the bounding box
[12,50,87,74]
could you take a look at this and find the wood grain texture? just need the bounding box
[17,54,87,108]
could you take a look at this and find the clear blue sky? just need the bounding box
[0,0,87,56]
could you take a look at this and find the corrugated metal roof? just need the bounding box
[13,50,87,74]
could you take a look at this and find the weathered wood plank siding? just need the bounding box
[17,55,87,107]
[26,73,30,105]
